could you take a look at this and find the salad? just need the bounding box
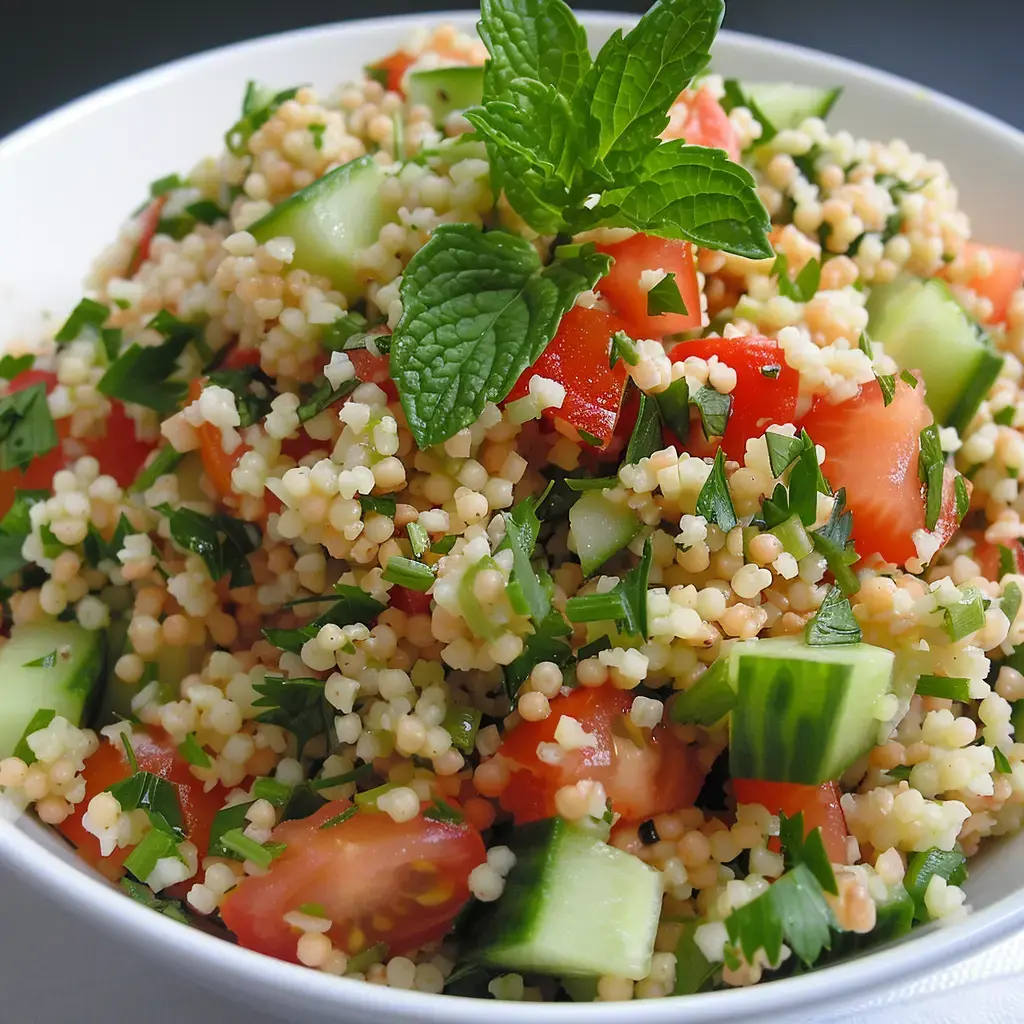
[1,0,1023,1003]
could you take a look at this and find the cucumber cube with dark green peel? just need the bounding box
[568,489,641,576]
[727,636,895,784]
[473,817,663,980]
[248,155,388,299]
[867,275,1003,432]
[406,66,484,125]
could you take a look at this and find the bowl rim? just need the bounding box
[2,9,1024,1021]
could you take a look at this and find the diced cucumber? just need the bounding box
[867,276,1003,431]
[248,155,387,298]
[405,66,484,125]
[727,636,894,784]
[473,817,663,980]
[741,82,842,130]
[0,622,106,759]
[569,490,641,576]
[826,880,913,961]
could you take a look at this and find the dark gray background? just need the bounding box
[1,0,1021,139]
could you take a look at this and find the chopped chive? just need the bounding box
[319,805,359,829]
[423,798,464,824]
[609,330,640,368]
[407,521,430,559]
[563,476,618,492]
[382,556,435,592]
[218,828,284,869]
[358,495,396,518]
[431,534,457,555]
[130,444,184,493]
[310,763,375,791]
[346,941,388,974]
[251,776,293,806]
[353,781,398,808]
[564,591,627,624]
[769,514,814,560]
[123,828,181,882]
[177,733,212,768]
[941,585,986,641]
[914,675,971,702]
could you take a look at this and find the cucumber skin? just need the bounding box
[742,82,842,130]
[569,490,641,576]
[727,637,894,785]
[824,884,914,962]
[0,622,106,759]
[405,66,484,124]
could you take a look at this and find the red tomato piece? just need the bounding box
[595,234,704,340]
[966,531,1024,582]
[221,345,263,370]
[348,346,399,402]
[505,307,630,449]
[366,50,417,96]
[127,196,168,278]
[389,585,432,616]
[497,686,706,824]
[220,800,485,963]
[958,242,1024,324]
[733,779,849,865]
[189,378,243,502]
[92,400,157,488]
[800,376,957,565]
[58,730,227,883]
[667,335,799,461]
[662,88,741,162]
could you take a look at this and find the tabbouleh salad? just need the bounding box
[1,0,1023,1003]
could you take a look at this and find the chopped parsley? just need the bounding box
[55,298,109,343]
[155,504,260,587]
[423,798,464,824]
[177,733,212,768]
[252,676,327,755]
[918,424,945,532]
[12,708,57,765]
[696,449,737,532]
[773,253,821,303]
[778,813,838,895]
[646,273,688,317]
[0,354,34,381]
[940,584,986,642]
[625,393,663,464]
[23,649,57,668]
[206,364,275,428]
[0,384,59,472]
[805,585,861,646]
[690,384,731,440]
[609,330,640,369]
[319,805,359,829]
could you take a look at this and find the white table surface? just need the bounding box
[2,857,1022,1023]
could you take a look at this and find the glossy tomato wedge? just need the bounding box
[801,377,961,565]
[957,241,1024,324]
[366,50,417,95]
[58,730,227,884]
[349,345,399,402]
[595,234,703,339]
[506,307,630,449]
[221,800,485,963]
[389,585,433,616]
[667,335,799,461]
[497,686,706,824]
[93,399,158,488]
[733,779,849,865]
[662,88,741,162]
[967,532,1024,581]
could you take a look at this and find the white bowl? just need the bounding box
[1,11,1023,1023]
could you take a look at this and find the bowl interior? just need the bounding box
[2,11,1024,1022]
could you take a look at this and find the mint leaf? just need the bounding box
[579,0,724,181]
[613,142,774,260]
[391,224,609,447]
[626,393,663,465]
[478,0,591,99]
[502,496,550,627]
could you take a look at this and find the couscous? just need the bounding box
[1,0,1023,1002]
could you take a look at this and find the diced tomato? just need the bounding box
[92,400,158,488]
[733,779,849,865]
[57,730,228,884]
[800,376,961,565]
[220,799,485,963]
[127,196,168,278]
[957,242,1024,324]
[221,345,263,370]
[189,378,243,502]
[667,335,799,461]
[595,234,703,340]
[389,585,433,616]
[662,88,741,162]
[348,346,398,402]
[497,686,706,824]
[505,307,630,449]
[967,532,1024,581]
[366,50,417,96]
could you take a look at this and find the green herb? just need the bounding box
[501,492,552,626]
[319,805,359,829]
[120,877,190,924]
[155,504,260,587]
[39,523,65,559]
[226,82,301,156]
[578,635,612,660]
[156,216,196,241]
[423,798,464,824]
[23,649,57,669]
[918,424,945,532]
[876,374,897,406]
[431,534,457,555]
[625,393,663,464]
[900,368,918,388]
[359,495,396,518]
[670,659,734,726]
[760,364,781,379]
[346,942,388,975]
[382,556,435,592]
[82,513,133,569]
[177,733,212,768]
[185,200,228,225]
[884,764,913,783]
[251,776,293,806]
[565,590,627,624]
[857,332,874,358]
[309,123,326,150]
[106,761,185,837]
[773,254,821,302]
[252,676,326,755]
[129,445,184,493]
[0,355,34,381]
[609,330,640,368]
[502,611,574,704]
[322,311,371,352]
[941,584,985,641]
[618,535,653,638]
[954,474,970,522]
[1002,581,1022,625]
[296,377,359,423]
[563,476,618,491]
[786,429,830,528]
[778,813,838,895]
[992,746,1012,774]
[765,431,806,478]
[123,828,183,882]
[646,273,688,316]
[915,675,971,702]
[655,377,690,439]
[407,521,429,559]
[673,920,717,995]
[55,298,109,342]
[310,764,375,792]
[0,384,59,472]
[998,544,1017,580]
[390,225,610,448]
[904,847,967,922]
[206,365,275,428]
[811,488,860,596]
[696,449,737,532]
[218,829,285,869]
[690,385,731,440]
[442,705,483,754]
[805,585,861,646]
[207,801,254,857]
[11,708,56,765]
[149,173,185,197]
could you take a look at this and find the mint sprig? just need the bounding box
[390,225,609,447]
